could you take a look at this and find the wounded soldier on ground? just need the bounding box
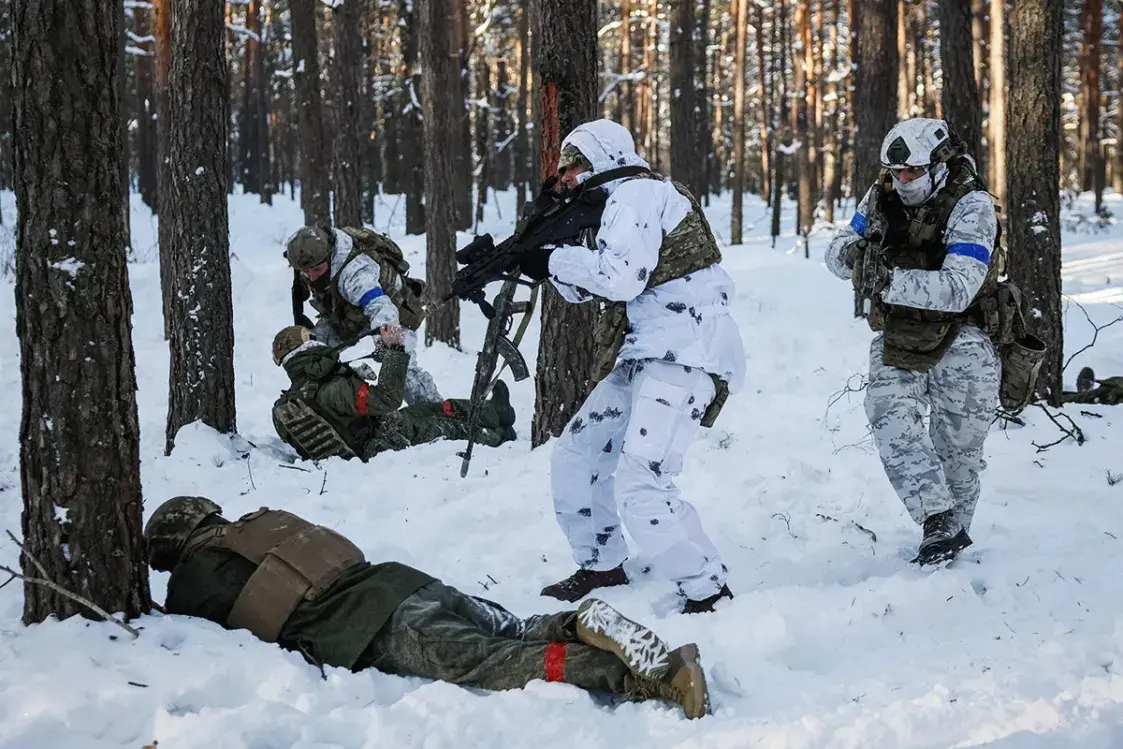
[145,497,711,719]
[1062,366,1123,406]
[271,323,516,462]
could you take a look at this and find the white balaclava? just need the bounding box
[892,161,948,207]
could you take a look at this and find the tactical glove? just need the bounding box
[844,239,865,270]
[518,244,556,282]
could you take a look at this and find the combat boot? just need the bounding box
[488,380,517,427]
[682,584,733,614]
[624,643,710,719]
[576,599,670,678]
[913,509,972,565]
[541,564,628,602]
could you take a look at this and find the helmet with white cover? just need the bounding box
[879,118,958,169]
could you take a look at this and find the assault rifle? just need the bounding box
[852,174,891,319]
[445,165,651,477]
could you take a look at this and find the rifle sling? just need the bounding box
[579,165,656,192]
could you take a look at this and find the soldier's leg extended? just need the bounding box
[549,365,633,576]
[401,328,444,406]
[612,361,726,601]
[361,385,516,459]
[368,582,631,694]
[864,335,956,524]
[927,329,1000,534]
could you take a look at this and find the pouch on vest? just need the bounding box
[273,399,359,461]
[881,317,958,371]
[991,281,1046,413]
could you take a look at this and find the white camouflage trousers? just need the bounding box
[550,359,727,600]
[864,327,1000,532]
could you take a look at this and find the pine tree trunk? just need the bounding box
[730,0,749,244]
[332,0,363,227]
[13,0,149,624]
[797,0,814,243]
[822,0,838,222]
[1006,0,1063,405]
[1116,28,1123,195]
[854,0,898,192]
[897,0,910,118]
[669,0,696,191]
[155,0,173,339]
[515,4,530,208]
[452,0,473,230]
[292,0,330,225]
[919,1,936,117]
[1078,0,1103,209]
[399,0,425,235]
[987,0,1005,208]
[493,58,513,190]
[419,0,461,347]
[0,1,10,192]
[474,57,490,224]
[532,0,598,447]
[938,0,982,158]
[165,0,237,454]
[254,0,272,204]
[756,4,771,205]
[696,0,712,202]
[135,7,157,210]
[618,0,633,130]
[970,0,986,177]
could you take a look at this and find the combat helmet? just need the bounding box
[144,496,223,572]
[285,226,333,270]
[272,325,312,365]
[557,143,591,174]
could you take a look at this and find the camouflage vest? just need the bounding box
[307,228,427,342]
[591,175,724,383]
[182,508,367,642]
[867,156,1004,371]
[272,361,371,461]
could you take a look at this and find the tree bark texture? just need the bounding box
[1078,0,1103,206]
[617,0,633,130]
[696,0,712,201]
[669,0,696,192]
[253,0,272,203]
[987,0,1005,208]
[164,0,237,454]
[419,0,460,347]
[853,0,898,193]
[135,6,157,210]
[493,58,513,190]
[1006,0,1063,405]
[12,0,149,624]
[154,0,173,337]
[398,0,425,235]
[452,0,473,230]
[532,0,598,448]
[1116,26,1123,195]
[796,0,813,239]
[515,4,530,207]
[332,0,363,227]
[0,1,10,191]
[938,0,982,160]
[730,0,748,244]
[756,3,771,205]
[822,0,839,221]
[291,0,330,225]
[897,0,910,118]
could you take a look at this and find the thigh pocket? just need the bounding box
[623,376,692,464]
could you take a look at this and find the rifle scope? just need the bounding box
[456,234,495,266]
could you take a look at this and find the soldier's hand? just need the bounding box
[844,239,867,270]
[380,323,404,347]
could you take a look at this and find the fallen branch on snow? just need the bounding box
[1030,403,1086,453]
[0,530,140,639]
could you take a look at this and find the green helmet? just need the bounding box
[285,226,333,270]
[557,144,590,174]
[273,325,311,365]
[144,496,223,572]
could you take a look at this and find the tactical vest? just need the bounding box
[272,362,371,461]
[591,175,724,378]
[183,508,367,643]
[866,156,1003,371]
[307,228,427,342]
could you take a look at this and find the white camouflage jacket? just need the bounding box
[825,170,998,315]
[322,228,401,334]
[546,120,746,392]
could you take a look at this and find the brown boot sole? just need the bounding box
[671,643,710,719]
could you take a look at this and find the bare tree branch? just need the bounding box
[1030,404,1086,452]
[1062,297,1123,372]
[1,530,140,639]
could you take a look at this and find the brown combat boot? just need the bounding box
[576,599,670,679]
[625,643,710,719]
[541,564,628,602]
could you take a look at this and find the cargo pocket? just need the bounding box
[623,375,693,464]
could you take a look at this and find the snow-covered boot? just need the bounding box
[624,644,710,719]
[576,599,671,679]
[540,564,628,602]
[681,584,733,614]
[913,509,972,565]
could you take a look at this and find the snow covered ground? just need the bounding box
[0,185,1121,749]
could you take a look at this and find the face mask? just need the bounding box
[892,169,933,206]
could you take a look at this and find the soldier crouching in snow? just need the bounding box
[145,497,711,719]
[825,118,1003,565]
[284,224,443,406]
[270,324,516,462]
[514,119,746,614]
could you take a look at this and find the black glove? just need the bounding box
[517,245,556,282]
[844,239,866,270]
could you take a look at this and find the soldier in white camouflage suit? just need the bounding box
[286,225,443,406]
[516,119,746,613]
[825,118,1001,565]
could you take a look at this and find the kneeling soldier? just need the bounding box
[271,323,516,461]
[146,497,711,719]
